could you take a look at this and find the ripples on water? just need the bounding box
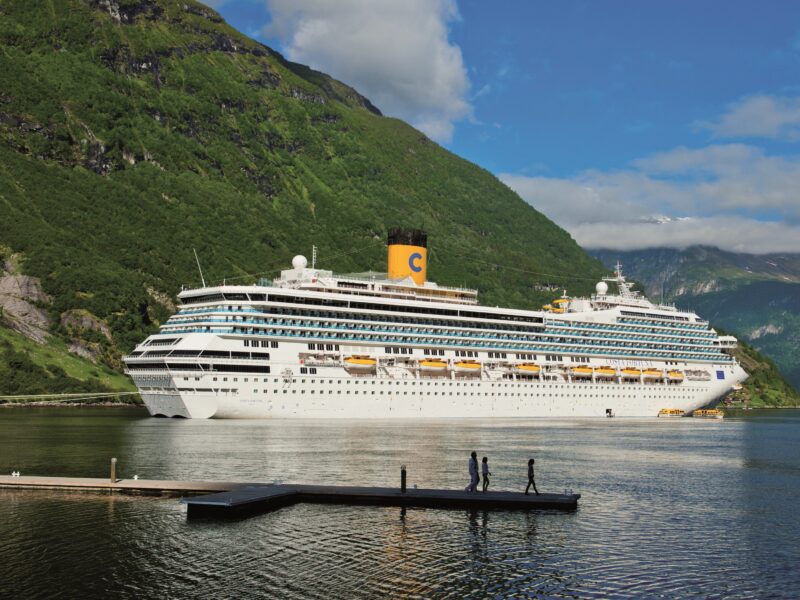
[1,408,799,598]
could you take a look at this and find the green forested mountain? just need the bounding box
[592,247,800,395]
[0,1,793,408]
[0,0,605,395]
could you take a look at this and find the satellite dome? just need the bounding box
[596,281,609,295]
[292,255,308,270]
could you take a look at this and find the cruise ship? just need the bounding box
[123,229,747,418]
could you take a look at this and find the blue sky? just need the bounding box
[207,1,800,253]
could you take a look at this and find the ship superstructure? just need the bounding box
[124,229,747,418]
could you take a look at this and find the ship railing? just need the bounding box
[151,326,735,365]
[156,321,730,359]
[165,318,719,355]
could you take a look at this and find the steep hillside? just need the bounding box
[592,247,800,394]
[0,0,605,388]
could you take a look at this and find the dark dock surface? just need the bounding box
[0,476,580,517]
[181,484,580,517]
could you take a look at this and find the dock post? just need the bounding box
[401,465,407,493]
[110,457,117,483]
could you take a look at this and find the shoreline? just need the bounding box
[0,401,144,408]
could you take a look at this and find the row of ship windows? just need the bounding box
[176,304,711,339]
[180,295,545,325]
[156,328,731,362]
[169,313,716,345]
[163,322,720,354]
[166,376,705,391]
[162,387,699,401]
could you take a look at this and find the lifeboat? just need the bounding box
[542,304,553,311]
[551,308,565,314]
[343,355,377,372]
[570,366,593,378]
[453,360,481,374]
[594,366,616,378]
[419,359,447,373]
[621,367,641,378]
[514,363,541,374]
[658,408,685,418]
[693,409,724,419]
[667,370,684,382]
[643,368,663,379]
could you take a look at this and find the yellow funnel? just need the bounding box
[387,228,427,285]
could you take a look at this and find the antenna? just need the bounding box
[311,245,318,270]
[193,248,207,288]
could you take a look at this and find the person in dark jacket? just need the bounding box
[464,451,479,492]
[525,458,539,496]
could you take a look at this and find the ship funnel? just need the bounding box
[387,228,427,285]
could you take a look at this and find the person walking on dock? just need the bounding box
[481,456,492,492]
[525,458,539,496]
[465,451,479,493]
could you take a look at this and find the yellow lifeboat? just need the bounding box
[658,408,685,418]
[570,366,593,378]
[594,366,616,378]
[693,409,724,419]
[419,359,447,373]
[542,304,553,311]
[621,367,641,378]
[454,360,481,374]
[514,363,541,374]
[552,298,570,305]
[643,368,663,379]
[551,308,565,314]
[344,355,377,372]
[667,370,684,381]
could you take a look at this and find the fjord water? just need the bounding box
[1,408,798,599]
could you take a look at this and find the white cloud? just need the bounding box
[697,95,800,141]
[500,143,800,254]
[263,0,470,142]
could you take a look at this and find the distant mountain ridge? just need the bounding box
[591,246,800,392]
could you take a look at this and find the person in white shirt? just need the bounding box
[481,456,492,492]
[464,451,479,492]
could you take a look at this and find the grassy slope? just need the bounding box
[725,336,800,408]
[0,0,605,374]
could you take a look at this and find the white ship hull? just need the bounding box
[134,353,746,419]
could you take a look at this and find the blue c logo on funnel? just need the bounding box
[409,252,423,272]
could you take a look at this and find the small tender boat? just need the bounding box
[570,366,593,378]
[692,409,724,419]
[419,359,447,373]
[453,360,481,373]
[344,355,377,372]
[643,368,663,379]
[594,366,616,378]
[621,367,641,378]
[667,370,684,381]
[542,304,553,311]
[658,408,685,418]
[514,363,541,374]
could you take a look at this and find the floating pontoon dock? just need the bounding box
[0,476,580,517]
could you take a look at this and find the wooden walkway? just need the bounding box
[0,476,581,517]
[0,475,243,495]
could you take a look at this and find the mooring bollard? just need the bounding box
[110,457,117,483]
[401,465,407,493]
